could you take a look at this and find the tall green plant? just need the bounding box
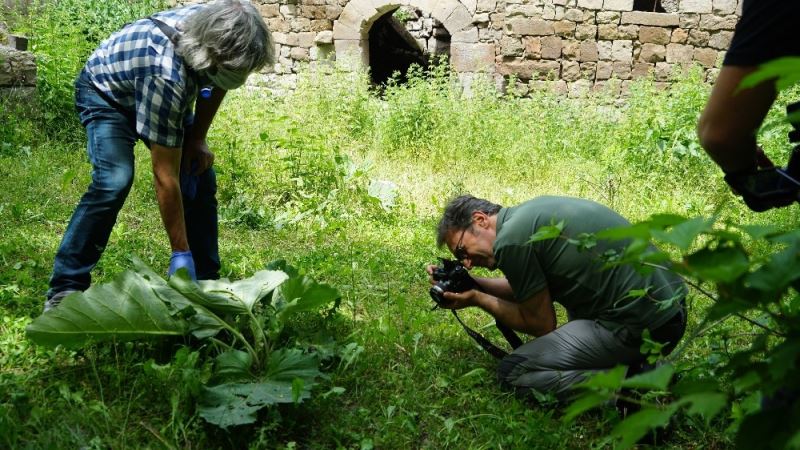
[25,258,343,429]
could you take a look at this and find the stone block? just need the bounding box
[498,60,535,79]
[0,47,36,86]
[612,61,631,79]
[298,32,316,48]
[596,11,621,24]
[444,5,474,32]
[452,27,479,43]
[310,20,333,32]
[476,0,497,12]
[621,12,679,27]
[680,0,711,13]
[507,4,544,17]
[666,43,693,63]
[632,62,652,79]
[596,61,613,79]
[290,18,312,33]
[268,18,291,33]
[334,39,368,69]
[655,61,672,81]
[531,60,562,80]
[580,61,597,79]
[679,13,700,28]
[562,39,580,59]
[611,40,633,62]
[290,47,310,61]
[451,43,496,72]
[432,0,461,24]
[598,24,618,40]
[687,29,709,46]
[332,21,361,40]
[506,18,555,36]
[462,0,478,14]
[409,0,437,12]
[671,28,689,43]
[258,4,280,17]
[618,24,639,40]
[501,36,524,56]
[579,40,599,61]
[712,0,737,14]
[603,0,633,10]
[563,8,584,22]
[562,60,581,81]
[639,43,666,62]
[314,30,334,44]
[473,13,490,23]
[524,37,542,58]
[568,79,592,97]
[699,14,737,31]
[554,20,576,38]
[541,35,563,59]
[693,47,718,67]
[708,30,733,49]
[598,40,613,60]
[639,26,670,44]
[577,0,603,10]
[575,24,597,40]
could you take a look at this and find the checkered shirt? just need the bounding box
[82,4,205,148]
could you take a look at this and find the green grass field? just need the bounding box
[2,3,799,445]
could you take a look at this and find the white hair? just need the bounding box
[176,0,274,74]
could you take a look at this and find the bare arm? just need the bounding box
[473,276,515,301]
[697,66,777,173]
[443,288,557,337]
[151,143,188,251]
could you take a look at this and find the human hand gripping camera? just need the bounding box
[722,140,800,212]
[428,258,481,309]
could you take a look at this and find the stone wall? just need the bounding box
[0,22,37,98]
[247,0,741,94]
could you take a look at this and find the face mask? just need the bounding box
[205,67,249,91]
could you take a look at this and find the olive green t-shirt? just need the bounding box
[494,196,686,339]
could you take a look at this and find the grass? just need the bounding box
[2,47,800,447]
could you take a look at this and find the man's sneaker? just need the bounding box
[43,290,78,313]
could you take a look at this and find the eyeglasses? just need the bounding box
[453,227,470,261]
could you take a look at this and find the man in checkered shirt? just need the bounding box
[44,0,274,312]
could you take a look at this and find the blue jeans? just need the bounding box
[47,74,220,298]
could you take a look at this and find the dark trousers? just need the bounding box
[47,75,220,298]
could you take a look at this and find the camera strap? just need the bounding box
[450,310,523,360]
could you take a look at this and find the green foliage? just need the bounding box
[563,215,800,449]
[25,259,342,429]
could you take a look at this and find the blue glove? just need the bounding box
[180,165,199,200]
[168,250,197,280]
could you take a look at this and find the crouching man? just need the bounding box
[429,195,687,399]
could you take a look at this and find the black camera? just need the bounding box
[429,258,479,307]
[725,146,800,212]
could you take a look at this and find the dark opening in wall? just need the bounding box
[633,0,666,12]
[368,11,428,85]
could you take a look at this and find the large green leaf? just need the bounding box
[620,364,674,391]
[739,57,800,92]
[610,405,679,449]
[574,365,627,390]
[214,350,254,381]
[746,244,800,293]
[562,391,611,422]
[650,216,714,251]
[266,348,322,384]
[169,270,288,315]
[684,246,749,283]
[678,392,727,424]
[198,380,309,429]
[274,272,340,318]
[26,270,188,348]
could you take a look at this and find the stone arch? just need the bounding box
[332,0,487,74]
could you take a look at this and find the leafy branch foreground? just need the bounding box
[544,214,800,449]
[25,259,344,429]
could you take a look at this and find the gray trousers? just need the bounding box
[497,320,654,400]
